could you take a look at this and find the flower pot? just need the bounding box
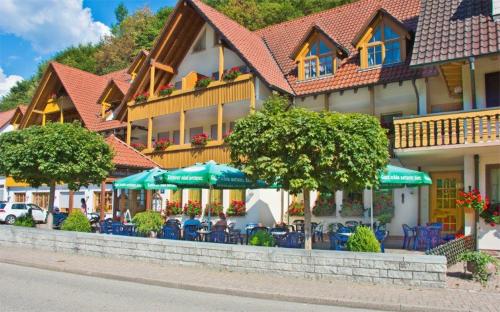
[466,261,477,274]
[149,231,157,238]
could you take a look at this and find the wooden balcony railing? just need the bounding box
[146,141,230,169]
[394,108,500,149]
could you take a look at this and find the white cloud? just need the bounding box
[0,67,23,98]
[0,0,110,54]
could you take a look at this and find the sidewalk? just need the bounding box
[0,246,497,312]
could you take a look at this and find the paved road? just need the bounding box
[0,263,380,312]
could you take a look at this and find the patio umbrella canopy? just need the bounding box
[113,168,177,190]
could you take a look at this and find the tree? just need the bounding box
[0,122,114,227]
[115,2,129,24]
[226,95,389,249]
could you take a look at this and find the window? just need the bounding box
[94,191,112,213]
[14,192,26,203]
[486,165,500,206]
[210,123,226,140]
[186,126,203,144]
[32,192,50,209]
[170,189,182,204]
[193,29,206,53]
[157,131,169,141]
[188,189,202,202]
[173,130,180,145]
[210,189,223,204]
[12,203,26,210]
[366,25,401,67]
[302,39,334,80]
[230,190,245,202]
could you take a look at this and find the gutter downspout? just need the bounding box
[469,57,477,110]
[412,79,420,115]
[474,154,479,250]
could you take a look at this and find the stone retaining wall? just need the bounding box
[0,226,447,288]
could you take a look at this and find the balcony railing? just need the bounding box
[394,108,500,150]
[146,141,230,169]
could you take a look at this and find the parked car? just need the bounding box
[0,203,48,224]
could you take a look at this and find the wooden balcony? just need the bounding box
[394,108,500,150]
[128,74,254,122]
[146,141,230,169]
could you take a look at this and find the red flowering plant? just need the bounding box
[223,66,242,81]
[481,203,500,227]
[166,200,182,216]
[183,200,201,216]
[204,202,223,216]
[288,201,304,216]
[153,138,171,151]
[226,200,246,216]
[456,189,498,226]
[130,142,146,151]
[191,133,209,147]
[133,91,149,104]
[158,83,175,97]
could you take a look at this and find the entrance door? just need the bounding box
[430,171,464,233]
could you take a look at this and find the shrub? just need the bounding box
[346,226,381,253]
[458,251,499,284]
[132,211,163,236]
[61,211,91,232]
[14,214,35,227]
[249,230,275,247]
[226,200,246,216]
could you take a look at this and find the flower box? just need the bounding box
[204,202,223,217]
[223,67,242,81]
[153,138,172,151]
[195,78,213,89]
[226,200,246,216]
[183,200,201,216]
[166,201,182,216]
[191,133,209,147]
[131,142,146,151]
[158,84,175,97]
[133,91,149,104]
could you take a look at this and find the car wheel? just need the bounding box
[5,215,16,225]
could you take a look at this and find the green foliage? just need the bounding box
[195,78,213,89]
[458,251,499,285]
[115,2,129,24]
[61,211,91,232]
[249,230,276,247]
[0,78,37,111]
[0,122,114,190]
[133,211,163,236]
[312,193,336,216]
[226,95,389,195]
[14,214,35,227]
[346,226,381,253]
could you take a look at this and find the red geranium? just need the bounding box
[191,133,209,147]
[227,200,246,216]
[153,138,171,151]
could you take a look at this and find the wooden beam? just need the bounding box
[32,109,44,114]
[179,109,185,145]
[126,116,132,145]
[147,117,153,150]
[217,102,223,141]
[42,113,46,126]
[100,181,106,221]
[151,60,175,74]
[250,78,256,114]
[149,65,156,99]
[219,45,224,81]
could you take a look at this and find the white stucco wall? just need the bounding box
[462,55,500,110]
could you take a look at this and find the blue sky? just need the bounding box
[0,0,176,97]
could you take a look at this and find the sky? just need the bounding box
[0,0,177,98]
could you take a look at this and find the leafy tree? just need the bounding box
[226,95,388,249]
[0,78,37,111]
[115,2,129,24]
[0,122,114,227]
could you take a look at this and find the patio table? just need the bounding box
[197,229,212,242]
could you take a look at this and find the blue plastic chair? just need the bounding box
[99,220,113,234]
[375,229,388,253]
[329,232,349,250]
[183,224,200,241]
[209,230,227,244]
[345,220,359,232]
[402,224,415,249]
[413,226,431,251]
[278,232,303,248]
[111,222,124,235]
[161,225,180,240]
[52,213,68,229]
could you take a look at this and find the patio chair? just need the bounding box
[183,224,200,241]
[227,228,243,244]
[161,224,180,240]
[277,232,303,248]
[99,219,113,234]
[329,232,349,250]
[402,224,415,249]
[52,213,68,229]
[209,230,227,244]
[166,219,181,227]
[345,220,359,231]
[375,229,388,253]
[413,226,431,251]
[427,226,443,249]
[327,222,343,233]
[111,222,124,235]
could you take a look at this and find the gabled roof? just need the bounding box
[105,134,160,169]
[127,50,149,76]
[0,108,16,129]
[256,0,435,96]
[97,78,130,104]
[411,0,500,66]
[291,23,350,59]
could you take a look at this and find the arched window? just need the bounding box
[367,25,401,67]
[303,39,334,79]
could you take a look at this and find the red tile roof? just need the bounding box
[0,108,16,129]
[50,62,128,131]
[411,0,500,66]
[105,134,160,169]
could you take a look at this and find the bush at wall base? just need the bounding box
[61,211,91,232]
[133,211,163,237]
[346,226,381,253]
[249,230,275,247]
[14,214,35,227]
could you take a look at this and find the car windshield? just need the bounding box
[0,203,6,209]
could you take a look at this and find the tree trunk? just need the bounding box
[303,189,312,250]
[46,181,56,230]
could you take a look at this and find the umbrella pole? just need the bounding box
[208,186,212,231]
[371,187,374,231]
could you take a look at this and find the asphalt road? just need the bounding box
[0,263,380,312]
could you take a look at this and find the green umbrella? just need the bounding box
[114,168,177,190]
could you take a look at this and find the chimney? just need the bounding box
[493,0,500,21]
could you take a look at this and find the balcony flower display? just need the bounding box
[204,202,223,217]
[223,66,242,81]
[191,133,209,147]
[457,190,498,226]
[130,142,146,151]
[153,138,171,151]
[340,198,364,217]
[133,91,149,104]
[226,200,246,216]
[158,83,175,97]
[288,201,304,216]
[312,193,335,216]
[195,78,213,89]
[183,200,201,216]
[166,201,182,216]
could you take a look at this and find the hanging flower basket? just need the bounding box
[183,200,201,216]
[227,200,246,216]
[131,142,146,151]
[456,190,498,226]
[223,67,242,81]
[158,84,175,97]
[191,133,209,147]
[153,138,172,151]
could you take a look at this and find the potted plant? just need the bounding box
[133,91,149,104]
[191,133,209,147]
[227,200,246,216]
[183,200,201,216]
[480,203,499,227]
[131,142,146,151]
[288,201,304,216]
[457,189,497,226]
[132,211,163,238]
[458,251,499,285]
[158,83,175,97]
[204,202,223,216]
[166,200,182,216]
[223,66,242,81]
[153,138,171,151]
[195,78,213,89]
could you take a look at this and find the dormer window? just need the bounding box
[304,40,334,79]
[367,25,401,67]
